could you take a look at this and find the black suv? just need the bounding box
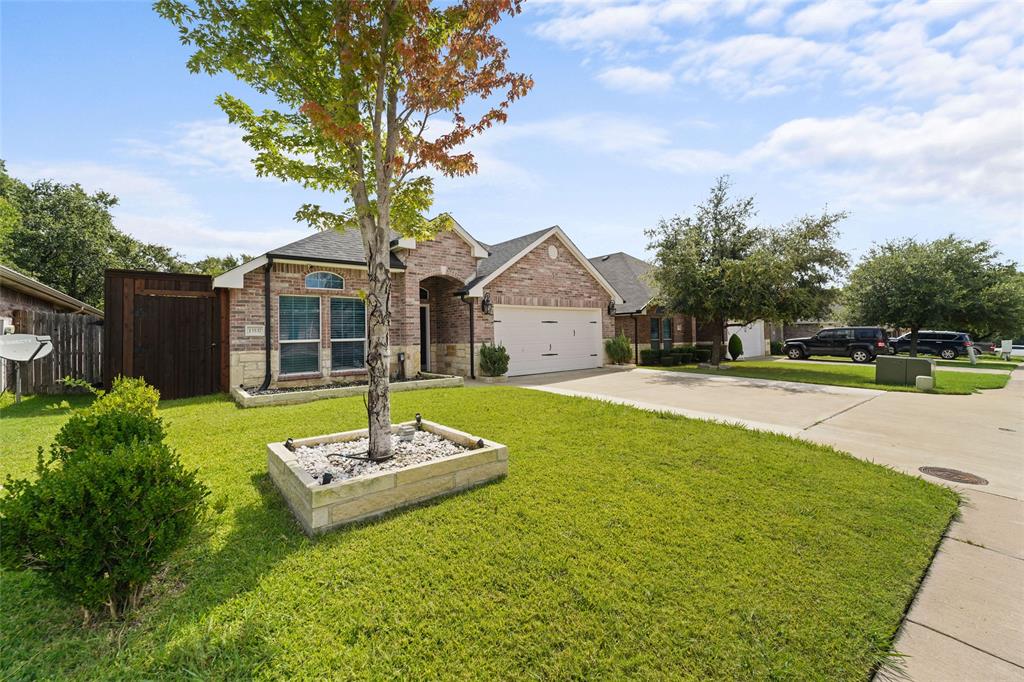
[889,331,973,360]
[784,327,889,363]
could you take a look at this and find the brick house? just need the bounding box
[588,252,699,363]
[214,220,623,387]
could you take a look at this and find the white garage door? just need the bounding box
[493,306,603,376]
[731,320,766,358]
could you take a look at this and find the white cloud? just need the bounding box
[533,4,666,47]
[121,119,258,180]
[786,0,878,36]
[597,65,674,92]
[675,34,852,97]
[6,160,301,258]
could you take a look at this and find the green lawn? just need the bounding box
[1,388,957,680]
[645,360,1011,394]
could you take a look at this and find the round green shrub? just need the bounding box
[479,343,510,377]
[0,441,208,620]
[770,340,784,355]
[604,332,632,364]
[52,376,164,462]
[728,333,744,361]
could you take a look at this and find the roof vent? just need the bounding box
[602,255,610,261]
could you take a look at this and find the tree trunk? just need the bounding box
[363,224,393,461]
[710,317,725,366]
[909,326,919,358]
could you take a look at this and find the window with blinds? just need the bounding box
[305,271,344,289]
[331,298,366,370]
[279,296,320,374]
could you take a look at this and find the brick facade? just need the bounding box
[487,234,615,339]
[0,286,63,320]
[225,229,618,385]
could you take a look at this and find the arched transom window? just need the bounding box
[305,271,344,290]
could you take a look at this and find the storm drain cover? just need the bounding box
[919,467,989,486]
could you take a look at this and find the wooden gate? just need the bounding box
[3,310,103,394]
[104,270,227,400]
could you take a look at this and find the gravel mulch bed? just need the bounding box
[295,430,467,484]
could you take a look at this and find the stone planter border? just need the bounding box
[267,420,508,535]
[476,375,507,384]
[231,372,462,408]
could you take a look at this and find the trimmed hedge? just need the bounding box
[640,349,661,365]
[728,334,743,361]
[694,349,712,362]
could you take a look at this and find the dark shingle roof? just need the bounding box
[460,226,554,292]
[267,229,405,269]
[588,252,653,314]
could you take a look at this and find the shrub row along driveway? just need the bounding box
[0,387,954,680]
[514,368,1024,680]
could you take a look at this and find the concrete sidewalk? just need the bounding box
[510,367,1024,680]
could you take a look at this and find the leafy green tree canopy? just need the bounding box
[647,176,849,365]
[156,0,533,460]
[845,236,1024,354]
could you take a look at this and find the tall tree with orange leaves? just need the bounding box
[156,0,532,459]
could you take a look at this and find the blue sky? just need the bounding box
[3,0,1022,266]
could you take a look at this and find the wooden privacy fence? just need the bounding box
[3,310,103,394]
[104,270,228,400]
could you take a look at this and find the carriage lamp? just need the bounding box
[481,293,494,315]
[607,300,616,316]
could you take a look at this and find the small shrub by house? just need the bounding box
[604,332,631,364]
[479,343,510,377]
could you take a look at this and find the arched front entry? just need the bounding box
[418,274,468,375]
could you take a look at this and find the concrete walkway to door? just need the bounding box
[510,367,1024,681]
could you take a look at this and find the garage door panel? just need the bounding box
[493,306,603,376]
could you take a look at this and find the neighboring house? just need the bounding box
[213,220,623,386]
[588,252,699,363]
[0,264,103,324]
[589,252,769,360]
[0,264,104,393]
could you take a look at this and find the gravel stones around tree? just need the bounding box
[295,430,467,484]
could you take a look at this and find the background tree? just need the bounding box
[647,176,848,365]
[1,161,264,306]
[157,0,532,460]
[845,236,1024,355]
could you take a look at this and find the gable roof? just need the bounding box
[392,216,488,258]
[588,252,654,315]
[462,227,552,292]
[462,226,623,302]
[268,229,406,269]
[213,229,405,289]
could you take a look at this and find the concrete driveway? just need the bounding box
[510,367,1024,681]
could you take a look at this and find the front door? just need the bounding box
[419,305,429,371]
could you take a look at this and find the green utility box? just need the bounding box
[876,355,935,387]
